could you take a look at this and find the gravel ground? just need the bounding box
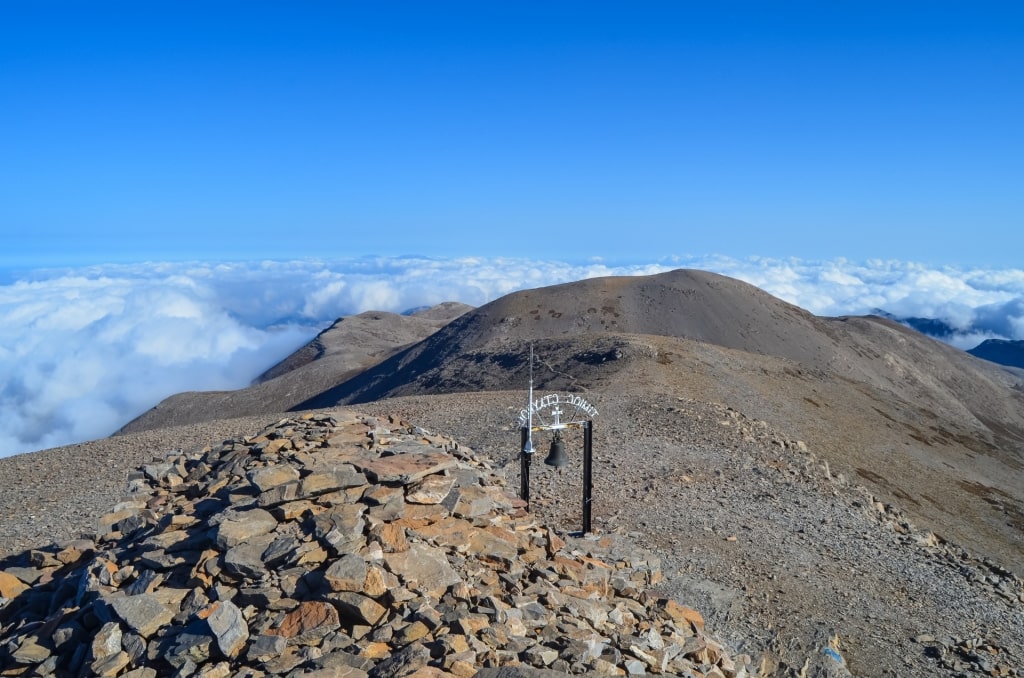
[361,391,1024,678]
[0,412,322,556]
[2,392,1021,677]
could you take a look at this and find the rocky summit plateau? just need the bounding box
[2,269,1023,677]
[1,413,748,678]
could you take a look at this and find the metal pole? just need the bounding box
[520,426,530,509]
[582,419,593,534]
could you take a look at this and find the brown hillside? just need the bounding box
[117,303,472,434]
[296,270,1024,577]
[4,270,1023,676]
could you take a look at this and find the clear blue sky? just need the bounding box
[2,2,1022,268]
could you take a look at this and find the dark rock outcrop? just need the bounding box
[968,338,1024,369]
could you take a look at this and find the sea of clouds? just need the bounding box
[2,255,1023,458]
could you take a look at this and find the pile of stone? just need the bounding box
[858,497,1024,608]
[0,412,753,677]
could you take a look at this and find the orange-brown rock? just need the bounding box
[267,601,341,645]
[0,571,28,598]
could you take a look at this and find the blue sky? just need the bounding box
[2,2,1022,268]
[3,3,1024,456]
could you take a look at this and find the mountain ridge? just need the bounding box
[116,302,472,434]
[968,338,1024,369]
[4,268,1024,676]
[118,269,1024,577]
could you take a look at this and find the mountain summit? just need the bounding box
[123,269,1024,576]
[14,268,1021,675]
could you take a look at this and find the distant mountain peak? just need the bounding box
[968,338,1024,369]
[870,308,958,339]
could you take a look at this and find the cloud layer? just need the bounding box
[2,256,1022,457]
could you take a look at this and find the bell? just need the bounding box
[544,431,570,467]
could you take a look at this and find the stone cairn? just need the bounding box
[0,412,753,678]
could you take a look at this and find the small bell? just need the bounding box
[544,431,570,467]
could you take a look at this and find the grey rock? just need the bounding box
[450,485,501,518]
[178,587,212,623]
[11,636,51,664]
[207,599,249,659]
[383,543,462,595]
[329,591,388,626]
[324,554,368,593]
[52,620,85,649]
[300,467,368,497]
[261,534,301,567]
[247,634,287,661]
[92,650,131,677]
[355,451,458,485]
[122,631,147,664]
[167,630,215,669]
[236,584,283,608]
[214,508,279,550]
[224,533,276,580]
[313,505,367,555]
[522,645,560,666]
[367,641,431,678]
[298,666,369,678]
[310,649,374,672]
[473,668,574,678]
[136,548,191,571]
[124,568,164,595]
[256,481,300,508]
[248,465,301,492]
[4,566,43,585]
[108,592,174,638]
[563,596,609,629]
[35,655,59,675]
[405,475,456,505]
[91,621,123,665]
[624,659,646,675]
[142,462,175,483]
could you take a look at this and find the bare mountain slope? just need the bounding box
[117,302,471,434]
[294,269,840,404]
[295,269,1024,575]
[5,270,1024,677]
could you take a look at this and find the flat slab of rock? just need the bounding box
[406,475,456,504]
[267,600,341,646]
[215,508,278,549]
[0,570,29,598]
[354,452,457,485]
[205,599,249,658]
[108,593,174,638]
[383,543,462,596]
[248,465,300,492]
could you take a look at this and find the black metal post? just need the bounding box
[520,426,531,509]
[582,419,593,534]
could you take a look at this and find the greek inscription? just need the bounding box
[517,393,598,427]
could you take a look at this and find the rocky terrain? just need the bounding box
[2,268,1023,677]
[358,392,1024,677]
[1,412,760,677]
[120,271,1024,578]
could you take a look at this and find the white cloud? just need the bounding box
[1,255,1022,458]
